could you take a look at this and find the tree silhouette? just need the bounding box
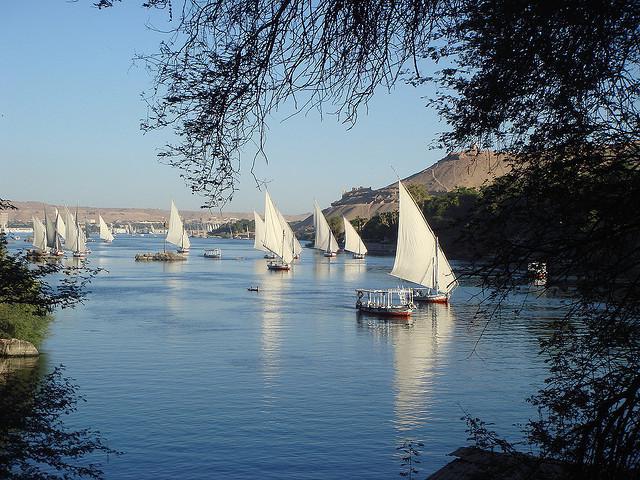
[96,1,640,476]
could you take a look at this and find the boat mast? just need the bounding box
[75,205,80,254]
[434,236,440,293]
[281,229,286,264]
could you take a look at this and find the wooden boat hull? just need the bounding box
[267,262,290,271]
[177,248,190,254]
[413,293,449,304]
[356,304,413,318]
[323,252,337,257]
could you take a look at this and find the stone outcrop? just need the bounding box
[135,252,188,262]
[0,338,39,357]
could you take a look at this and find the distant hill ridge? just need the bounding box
[5,201,307,225]
[303,148,510,225]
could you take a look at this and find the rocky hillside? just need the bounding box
[301,148,510,226]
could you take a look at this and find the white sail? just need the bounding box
[73,208,87,253]
[275,209,302,257]
[166,201,189,249]
[63,207,77,252]
[263,192,294,264]
[45,209,58,250]
[343,216,368,255]
[253,211,269,252]
[98,215,114,242]
[313,201,339,253]
[54,209,66,240]
[180,229,191,250]
[390,181,457,293]
[32,217,48,252]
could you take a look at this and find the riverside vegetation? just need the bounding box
[0,210,115,480]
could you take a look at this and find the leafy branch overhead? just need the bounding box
[105,0,442,206]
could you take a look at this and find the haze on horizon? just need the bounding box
[0,1,446,216]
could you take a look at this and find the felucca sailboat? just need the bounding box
[355,181,457,317]
[70,207,89,258]
[98,215,114,243]
[166,201,190,253]
[343,216,367,259]
[391,181,457,303]
[313,201,339,257]
[263,192,294,271]
[29,216,49,257]
[45,208,64,257]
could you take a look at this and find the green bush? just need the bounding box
[0,304,52,347]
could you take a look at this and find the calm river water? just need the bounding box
[30,236,564,478]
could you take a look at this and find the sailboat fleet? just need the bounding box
[30,206,90,258]
[24,181,457,316]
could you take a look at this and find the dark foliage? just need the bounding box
[0,234,97,316]
[95,1,639,477]
[397,440,423,479]
[0,366,117,479]
[438,2,640,478]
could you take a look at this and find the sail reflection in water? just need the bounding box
[358,304,455,432]
[163,261,187,315]
[259,271,290,387]
[342,261,367,283]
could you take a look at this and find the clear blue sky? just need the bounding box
[0,1,447,215]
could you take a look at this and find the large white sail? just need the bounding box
[63,207,77,252]
[54,209,66,240]
[167,200,189,248]
[32,217,48,252]
[313,201,339,253]
[343,216,368,255]
[253,211,268,252]
[263,192,294,264]
[390,181,457,293]
[98,215,114,242]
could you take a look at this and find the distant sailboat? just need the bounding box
[166,201,190,254]
[263,192,294,270]
[54,208,66,243]
[45,209,64,257]
[343,216,367,259]
[98,215,114,243]
[71,206,89,258]
[30,216,49,257]
[390,181,457,303]
[313,201,339,257]
[62,207,77,253]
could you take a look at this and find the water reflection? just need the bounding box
[163,260,186,314]
[0,356,39,380]
[312,255,340,281]
[342,260,367,283]
[259,271,290,386]
[357,304,456,432]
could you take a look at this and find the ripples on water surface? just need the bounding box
[30,236,566,478]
